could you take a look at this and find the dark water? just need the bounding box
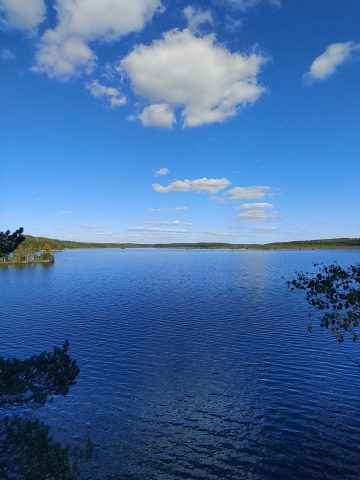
[1,249,360,480]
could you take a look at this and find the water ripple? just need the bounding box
[1,248,360,479]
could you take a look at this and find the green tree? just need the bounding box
[288,263,360,342]
[38,243,54,262]
[11,243,36,263]
[0,228,25,257]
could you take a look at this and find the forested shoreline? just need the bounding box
[21,235,360,251]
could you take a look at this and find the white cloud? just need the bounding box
[121,28,266,127]
[221,0,280,12]
[86,80,126,107]
[0,47,15,61]
[142,220,193,226]
[226,186,273,200]
[94,232,140,237]
[148,235,184,239]
[183,6,213,33]
[0,0,45,31]
[139,104,175,128]
[153,177,231,194]
[78,224,109,230]
[34,0,162,78]
[147,206,189,212]
[52,209,75,215]
[199,230,242,237]
[155,167,170,176]
[251,226,278,232]
[127,227,190,233]
[34,35,95,78]
[237,202,274,210]
[304,42,360,82]
[95,232,179,239]
[237,209,277,221]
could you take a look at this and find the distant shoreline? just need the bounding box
[62,245,360,251]
[13,235,360,255]
[2,243,359,268]
[150,246,360,251]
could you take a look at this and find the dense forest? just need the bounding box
[22,235,360,251]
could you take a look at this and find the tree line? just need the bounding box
[16,235,360,251]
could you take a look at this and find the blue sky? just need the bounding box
[0,0,359,243]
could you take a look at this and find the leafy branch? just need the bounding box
[0,341,79,408]
[288,263,360,342]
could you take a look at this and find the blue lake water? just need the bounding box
[1,248,360,479]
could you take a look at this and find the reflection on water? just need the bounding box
[0,261,54,271]
[1,249,360,479]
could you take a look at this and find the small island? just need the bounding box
[0,230,55,266]
[0,246,55,266]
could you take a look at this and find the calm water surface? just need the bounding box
[1,249,360,480]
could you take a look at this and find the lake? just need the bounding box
[1,248,360,480]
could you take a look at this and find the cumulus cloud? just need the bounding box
[121,28,266,127]
[183,6,213,33]
[237,209,277,221]
[0,0,46,31]
[147,206,189,212]
[142,220,193,226]
[304,42,360,82]
[34,0,162,78]
[155,167,170,176]
[153,177,231,194]
[86,79,126,107]
[139,103,175,128]
[34,34,95,78]
[237,202,274,210]
[227,186,274,200]
[224,187,278,220]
